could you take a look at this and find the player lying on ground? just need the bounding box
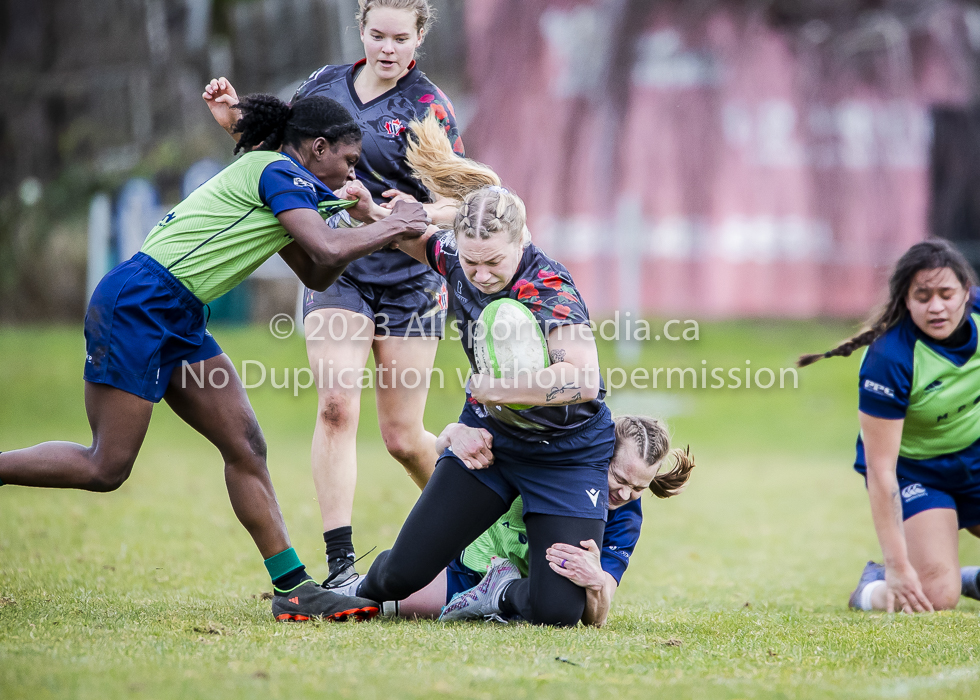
[799,239,980,613]
[0,93,429,622]
[362,416,694,626]
[204,0,463,589]
[327,116,631,627]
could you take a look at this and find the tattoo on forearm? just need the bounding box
[545,382,582,405]
[549,349,566,364]
[545,382,579,402]
[891,488,903,527]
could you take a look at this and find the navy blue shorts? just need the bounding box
[302,269,446,338]
[445,555,484,603]
[442,401,616,521]
[83,252,222,402]
[892,475,980,529]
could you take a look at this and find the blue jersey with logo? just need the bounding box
[855,290,980,483]
[426,230,606,438]
[293,59,463,286]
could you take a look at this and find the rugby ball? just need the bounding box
[473,298,550,410]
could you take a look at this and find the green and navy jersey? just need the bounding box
[461,496,642,585]
[293,59,463,286]
[855,290,980,477]
[426,231,606,438]
[141,151,354,304]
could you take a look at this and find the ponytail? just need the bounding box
[405,110,500,200]
[648,446,695,499]
[233,94,291,154]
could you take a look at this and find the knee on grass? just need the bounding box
[527,595,585,628]
[921,576,961,611]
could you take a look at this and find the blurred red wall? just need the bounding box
[463,0,975,317]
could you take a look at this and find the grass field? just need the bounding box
[2,321,979,699]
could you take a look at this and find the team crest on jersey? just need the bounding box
[383,118,406,136]
[293,177,316,191]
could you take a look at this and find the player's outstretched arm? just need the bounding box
[203,77,241,142]
[276,200,429,291]
[861,411,934,613]
[546,539,617,627]
[468,324,601,408]
[381,188,460,227]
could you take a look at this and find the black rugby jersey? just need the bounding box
[294,59,464,285]
[426,231,606,438]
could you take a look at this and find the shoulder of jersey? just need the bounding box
[867,318,917,365]
[436,229,458,255]
[296,64,350,97]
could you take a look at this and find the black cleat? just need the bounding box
[271,578,378,622]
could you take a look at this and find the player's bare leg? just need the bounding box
[373,334,440,489]
[0,382,151,491]
[164,353,290,559]
[863,509,962,611]
[305,309,375,533]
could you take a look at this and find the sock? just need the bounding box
[324,526,355,564]
[962,566,980,600]
[497,580,516,616]
[265,548,308,592]
[858,580,886,611]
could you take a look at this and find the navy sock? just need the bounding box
[324,526,355,563]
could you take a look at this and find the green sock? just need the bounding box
[264,548,307,592]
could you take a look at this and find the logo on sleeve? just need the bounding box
[862,379,895,398]
[901,483,927,502]
[586,488,600,507]
[293,177,316,191]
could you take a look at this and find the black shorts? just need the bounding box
[302,269,447,338]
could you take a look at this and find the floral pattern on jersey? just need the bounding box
[510,266,588,325]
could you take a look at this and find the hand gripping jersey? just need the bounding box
[426,230,606,438]
[141,151,354,305]
[293,60,464,286]
[855,290,980,480]
[461,496,642,585]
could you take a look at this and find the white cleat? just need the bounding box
[439,557,520,622]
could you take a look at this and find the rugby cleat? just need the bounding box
[962,566,980,601]
[848,560,885,610]
[439,557,520,622]
[271,578,379,622]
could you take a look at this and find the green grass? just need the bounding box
[2,321,979,699]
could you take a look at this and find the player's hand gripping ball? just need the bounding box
[472,298,550,410]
